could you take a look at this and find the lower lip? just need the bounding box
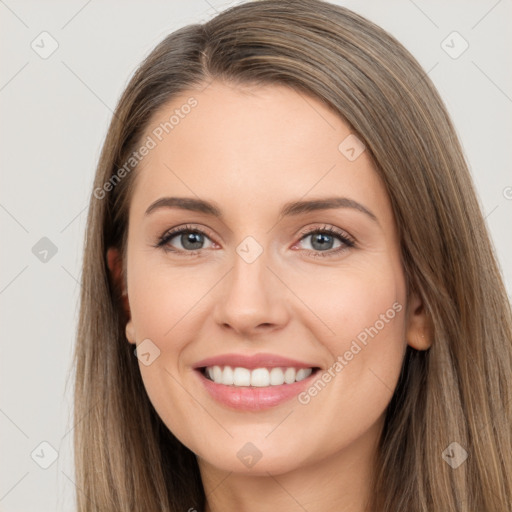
[195,368,318,411]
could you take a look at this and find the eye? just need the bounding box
[295,225,355,258]
[154,223,355,258]
[155,224,215,255]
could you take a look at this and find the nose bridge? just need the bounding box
[232,240,268,296]
[229,240,273,310]
[213,235,288,333]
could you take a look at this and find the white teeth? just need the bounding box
[296,368,311,381]
[212,365,222,382]
[204,365,313,386]
[251,368,270,387]
[269,367,285,385]
[233,367,251,386]
[284,367,296,384]
[222,366,234,385]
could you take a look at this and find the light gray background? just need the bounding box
[0,1,510,510]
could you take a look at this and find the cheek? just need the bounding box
[291,260,407,443]
[128,253,211,343]
[291,258,406,351]
[126,255,213,447]
[127,242,408,462]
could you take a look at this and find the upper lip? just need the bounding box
[193,352,320,370]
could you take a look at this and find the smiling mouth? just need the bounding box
[199,365,321,387]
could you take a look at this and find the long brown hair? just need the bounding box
[73,1,512,510]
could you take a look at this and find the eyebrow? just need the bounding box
[145,196,378,223]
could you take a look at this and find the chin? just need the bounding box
[196,432,316,474]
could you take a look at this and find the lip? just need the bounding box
[193,352,319,370]
[194,366,320,411]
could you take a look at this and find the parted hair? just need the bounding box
[73,1,512,510]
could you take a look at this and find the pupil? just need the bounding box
[182,232,203,250]
[178,232,335,251]
[311,233,333,251]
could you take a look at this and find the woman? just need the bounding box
[73,0,512,510]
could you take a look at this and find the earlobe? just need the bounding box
[405,291,432,351]
[125,320,136,345]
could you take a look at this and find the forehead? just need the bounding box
[130,80,389,223]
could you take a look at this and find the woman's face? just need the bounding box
[112,80,428,476]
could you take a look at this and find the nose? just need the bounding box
[213,247,290,337]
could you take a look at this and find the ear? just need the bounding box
[106,247,136,345]
[405,291,432,351]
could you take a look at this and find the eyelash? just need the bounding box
[154,224,356,259]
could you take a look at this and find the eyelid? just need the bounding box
[155,222,356,257]
[155,224,217,254]
[159,223,216,241]
[291,224,356,258]
[296,224,355,244]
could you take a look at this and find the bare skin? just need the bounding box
[108,80,431,512]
